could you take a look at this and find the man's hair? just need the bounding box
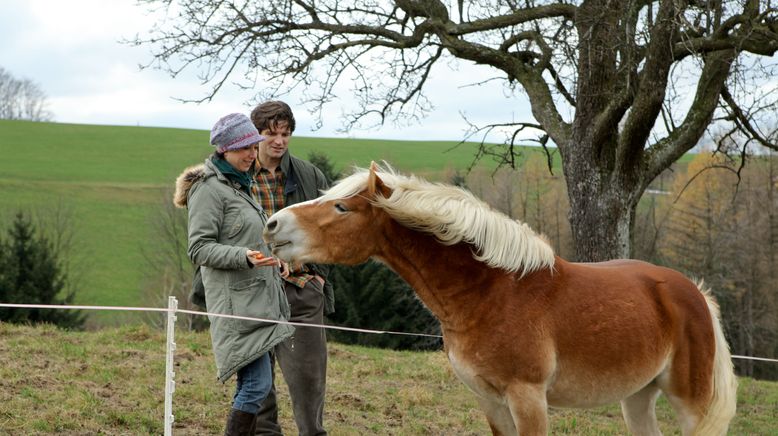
[250,100,296,133]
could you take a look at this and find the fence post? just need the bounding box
[164,296,178,436]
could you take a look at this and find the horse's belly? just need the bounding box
[447,340,671,409]
[545,356,669,408]
[546,384,633,408]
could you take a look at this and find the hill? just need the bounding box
[0,322,775,434]
[0,120,556,325]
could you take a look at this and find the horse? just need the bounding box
[263,162,737,435]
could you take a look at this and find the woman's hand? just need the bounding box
[247,250,290,278]
[246,250,280,267]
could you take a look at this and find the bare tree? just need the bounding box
[134,1,778,261]
[0,67,53,122]
[33,201,87,300]
[140,189,206,331]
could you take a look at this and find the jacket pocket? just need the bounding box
[228,275,282,333]
[225,212,244,239]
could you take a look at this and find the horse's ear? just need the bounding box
[367,161,392,198]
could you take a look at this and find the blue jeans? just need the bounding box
[232,353,272,414]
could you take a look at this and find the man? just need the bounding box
[250,101,333,436]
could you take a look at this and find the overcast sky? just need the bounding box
[1,0,537,142]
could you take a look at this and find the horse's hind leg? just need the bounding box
[656,343,717,434]
[656,364,709,435]
[661,389,706,436]
[620,384,662,436]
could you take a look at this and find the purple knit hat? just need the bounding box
[210,113,264,153]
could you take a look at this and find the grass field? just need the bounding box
[0,120,558,325]
[0,322,775,435]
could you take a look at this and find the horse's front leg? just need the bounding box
[475,382,548,436]
[475,395,516,435]
[505,382,548,435]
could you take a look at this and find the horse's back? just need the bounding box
[561,257,706,306]
[554,257,713,344]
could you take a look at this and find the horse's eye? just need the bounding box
[334,203,349,213]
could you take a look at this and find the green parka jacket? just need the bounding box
[174,157,293,383]
[186,151,336,315]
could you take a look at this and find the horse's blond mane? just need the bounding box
[320,165,555,276]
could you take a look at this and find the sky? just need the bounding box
[0,0,535,142]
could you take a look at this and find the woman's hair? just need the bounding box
[250,100,296,133]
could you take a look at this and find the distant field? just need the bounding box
[0,119,542,183]
[0,120,553,325]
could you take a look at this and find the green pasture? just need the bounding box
[1,323,775,434]
[0,119,552,325]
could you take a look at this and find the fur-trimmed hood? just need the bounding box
[173,164,206,208]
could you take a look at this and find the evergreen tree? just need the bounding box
[307,150,341,184]
[0,212,84,328]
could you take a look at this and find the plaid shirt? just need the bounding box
[255,166,315,288]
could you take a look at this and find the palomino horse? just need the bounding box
[263,163,737,435]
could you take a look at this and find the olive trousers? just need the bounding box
[255,279,328,436]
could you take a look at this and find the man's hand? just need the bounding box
[278,260,290,278]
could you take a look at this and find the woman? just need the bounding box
[174,113,293,435]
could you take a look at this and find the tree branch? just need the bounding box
[615,0,680,177]
[645,49,737,184]
[720,87,778,151]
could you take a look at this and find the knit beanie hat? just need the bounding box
[210,113,264,153]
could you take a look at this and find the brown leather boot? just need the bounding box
[224,408,257,436]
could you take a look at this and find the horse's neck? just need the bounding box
[375,223,505,330]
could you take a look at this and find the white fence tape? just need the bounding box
[730,355,778,363]
[2,302,776,357]
[0,302,443,338]
[3,302,777,355]
[1,301,776,435]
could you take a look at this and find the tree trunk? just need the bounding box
[560,0,640,262]
[565,166,637,261]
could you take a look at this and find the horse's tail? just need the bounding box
[694,281,737,436]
